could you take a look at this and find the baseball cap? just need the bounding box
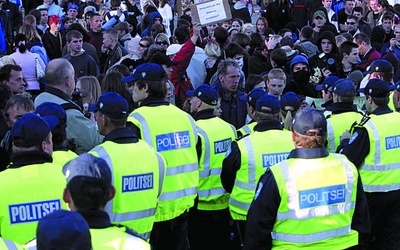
[166,44,183,56]
[48,15,61,25]
[88,92,128,119]
[365,59,393,74]
[35,102,67,121]
[36,210,91,250]
[347,70,364,86]
[280,91,301,112]
[255,94,281,114]
[63,153,112,190]
[315,76,340,91]
[358,78,392,97]
[395,80,400,92]
[84,6,97,15]
[292,107,327,136]
[186,84,219,106]
[67,3,78,11]
[121,63,167,83]
[330,79,356,97]
[313,10,326,19]
[240,87,266,107]
[149,51,178,67]
[12,113,58,147]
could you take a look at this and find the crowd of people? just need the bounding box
[0,0,400,249]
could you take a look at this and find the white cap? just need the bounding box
[166,44,183,56]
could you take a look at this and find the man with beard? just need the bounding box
[283,55,318,99]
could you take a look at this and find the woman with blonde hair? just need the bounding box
[204,41,221,69]
[280,91,301,131]
[76,76,102,112]
[241,23,254,37]
[155,32,170,50]
[18,24,50,65]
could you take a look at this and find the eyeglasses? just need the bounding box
[157,41,168,45]
[139,43,148,48]
[346,22,356,25]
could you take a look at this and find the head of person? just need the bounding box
[347,69,364,89]
[245,74,266,93]
[300,26,313,41]
[48,15,61,33]
[0,64,25,94]
[266,68,286,98]
[217,59,241,93]
[38,8,48,25]
[241,23,254,37]
[280,91,301,130]
[381,12,394,34]
[36,210,91,250]
[339,41,359,65]
[186,84,219,114]
[254,94,281,123]
[290,55,311,84]
[45,59,75,96]
[317,30,337,54]
[256,17,268,33]
[89,13,102,32]
[13,33,28,53]
[270,48,288,68]
[122,63,167,103]
[346,15,359,33]
[313,10,327,28]
[231,32,251,52]
[66,30,83,54]
[367,59,394,83]
[89,92,128,135]
[344,0,355,13]
[370,0,378,12]
[11,113,57,155]
[19,24,42,45]
[322,0,333,9]
[224,42,246,70]
[358,78,392,113]
[137,36,154,56]
[24,14,37,26]
[220,20,231,30]
[76,76,102,108]
[63,153,115,211]
[329,79,356,103]
[114,21,129,40]
[240,87,267,119]
[231,18,244,31]
[292,107,327,148]
[154,33,170,50]
[102,28,118,50]
[35,102,67,148]
[67,3,79,20]
[394,25,400,43]
[353,6,364,20]
[353,32,371,56]
[4,93,34,128]
[214,26,229,47]
[206,23,218,35]
[315,75,339,102]
[204,41,221,69]
[148,51,178,78]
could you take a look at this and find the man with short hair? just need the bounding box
[353,6,372,38]
[266,68,286,99]
[87,13,104,56]
[34,58,103,154]
[315,75,339,115]
[381,25,400,59]
[346,15,361,36]
[378,12,395,44]
[88,91,166,240]
[245,106,370,249]
[62,154,151,249]
[0,64,25,94]
[64,30,99,79]
[100,28,128,74]
[311,10,327,44]
[337,41,360,78]
[124,63,198,250]
[223,94,295,249]
[338,78,400,249]
[338,0,355,32]
[66,3,87,29]
[0,113,67,244]
[237,88,267,137]
[354,32,381,72]
[37,8,49,34]
[186,84,237,250]
[114,21,132,50]
[213,58,247,129]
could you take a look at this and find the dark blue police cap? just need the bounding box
[121,63,167,83]
[255,94,281,114]
[37,210,91,250]
[35,102,67,121]
[358,78,392,97]
[240,87,266,107]
[315,76,339,91]
[329,79,356,97]
[292,107,327,136]
[280,91,301,111]
[366,59,393,74]
[186,84,219,106]
[12,113,58,147]
[89,92,128,119]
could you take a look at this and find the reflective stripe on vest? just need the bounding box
[361,114,400,192]
[272,154,356,243]
[3,239,19,250]
[92,145,165,240]
[326,119,336,153]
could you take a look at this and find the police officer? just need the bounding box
[325,79,364,153]
[244,107,370,249]
[62,154,150,249]
[186,84,237,250]
[222,94,295,249]
[88,92,166,240]
[315,75,339,116]
[237,88,267,137]
[123,63,198,250]
[35,102,78,167]
[338,78,400,249]
[0,113,67,244]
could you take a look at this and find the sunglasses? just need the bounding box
[139,43,148,48]
[157,41,168,45]
[346,22,356,25]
